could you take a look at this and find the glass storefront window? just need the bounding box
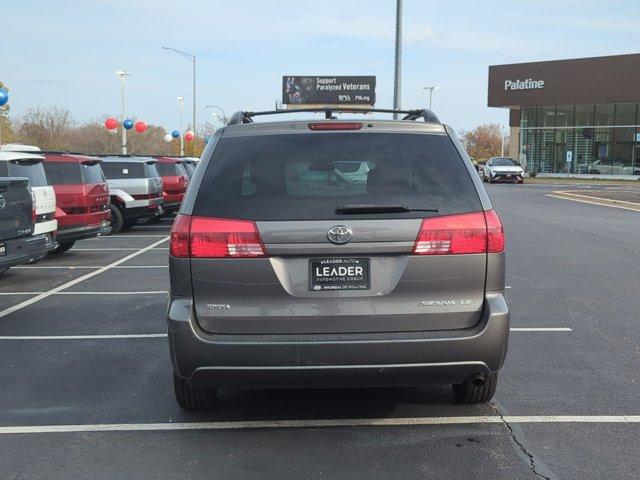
[555,129,575,172]
[593,128,614,172]
[612,128,637,174]
[555,105,575,128]
[575,104,594,127]
[614,103,637,126]
[520,108,537,128]
[536,107,556,128]
[595,104,615,126]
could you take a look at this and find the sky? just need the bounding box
[2,0,639,132]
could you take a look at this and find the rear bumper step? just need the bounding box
[167,292,510,388]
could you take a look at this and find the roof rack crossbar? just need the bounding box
[227,107,440,125]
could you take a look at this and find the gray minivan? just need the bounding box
[168,108,509,410]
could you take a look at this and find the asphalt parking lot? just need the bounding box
[1,183,639,480]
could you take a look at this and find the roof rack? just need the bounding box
[227,107,440,125]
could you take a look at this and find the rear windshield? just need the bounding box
[101,162,159,179]
[183,163,196,176]
[43,162,82,184]
[81,163,106,184]
[491,158,517,166]
[156,162,186,177]
[194,133,481,220]
[7,161,49,187]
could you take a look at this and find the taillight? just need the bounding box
[169,214,191,257]
[484,209,505,253]
[170,214,267,258]
[412,210,504,255]
[31,191,36,223]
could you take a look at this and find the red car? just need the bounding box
[154,157,189,214]
[42,153,111,253]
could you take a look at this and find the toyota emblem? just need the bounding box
[327,225,352,245]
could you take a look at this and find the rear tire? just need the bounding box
[53,241,75,254]
[173,373,217,411]
[109,204,124,235]
[121,219,136,231]
[452,372,498,404]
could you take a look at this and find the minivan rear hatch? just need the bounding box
[187,125,494,335]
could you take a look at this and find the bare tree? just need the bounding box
[15,106,73,150]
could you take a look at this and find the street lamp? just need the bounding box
[177,96,185,156]
[162,46,196,135]
[116,69,130,154]
[205,105,228,125]
[423,86,439,110]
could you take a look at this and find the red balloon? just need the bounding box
[105,118,118,130]
[134,121,147,133]
[185,131,194,142]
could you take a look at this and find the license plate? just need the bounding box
[0,243,5,257]
[310,258,370,291]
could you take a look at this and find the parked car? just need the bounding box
[42,153,111,253]
[0,177,49,275]
[154,157,189,215]
[0,143,42,153]
[482,157,524,183]
[168,108,508,410]
[180,157,199,178]
[99,156,164,234]
[0,152,57,255]
[579,158,640,176]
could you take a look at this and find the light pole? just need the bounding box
[116,70,130,154]
[177,96,185,156]
[423,86,439,110]
[162,47,196,135]
[392,0,403,119]
[205,105,228,125]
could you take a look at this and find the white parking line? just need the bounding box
[510,327,572,332]
[71,248,169,251]
[0,237,168,319]
[12,265,168,269]
[0,327,571,340]
[0,291,167,296]
[2,415,640,434]
[0,334,167,340]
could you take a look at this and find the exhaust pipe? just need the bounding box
[469,374,486,387]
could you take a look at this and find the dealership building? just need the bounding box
[488,53,640,176]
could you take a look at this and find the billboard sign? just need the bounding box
[282,76,376,106]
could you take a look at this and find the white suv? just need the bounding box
[0,152,57,253]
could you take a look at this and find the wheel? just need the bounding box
[518,179,524,184]
[109,204,124,234]
[452,372,498,404]
[52,241,75,254]
[173,373,217,411]
[121,219,136,231]
[0,267,9,276]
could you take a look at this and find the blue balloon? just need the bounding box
[0,89,9,107]
[171,130,180,138]
[123,119,134,130]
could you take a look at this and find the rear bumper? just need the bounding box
[122,204,164,221]
[168,292,510,388]
[0,234,49,268]
[57,221,111,243]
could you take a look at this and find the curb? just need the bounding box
[547,191,640,212]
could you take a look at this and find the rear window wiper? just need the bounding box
[335,203,439,214]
